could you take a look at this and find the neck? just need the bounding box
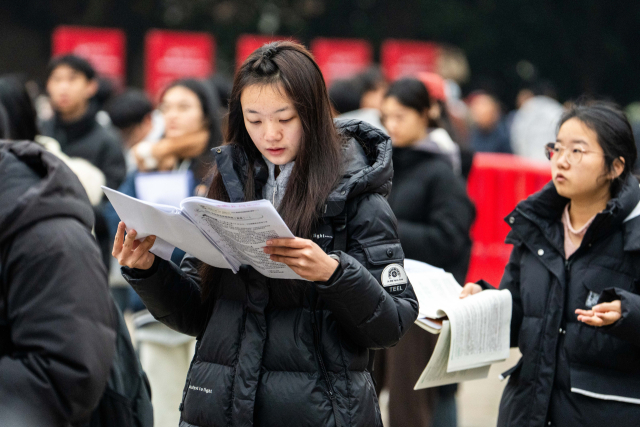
[58,102,89,123]
[569,188,611,229]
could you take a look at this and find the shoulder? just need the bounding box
[346,192,398,245]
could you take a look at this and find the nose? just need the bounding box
[555,148,571,167]
[264,120,282,142]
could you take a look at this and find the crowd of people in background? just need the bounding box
[1,46,640,427]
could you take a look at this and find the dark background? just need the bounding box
[1,0,639,107]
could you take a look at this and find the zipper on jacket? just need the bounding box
[311,307,344,427]
[310,308,337,399]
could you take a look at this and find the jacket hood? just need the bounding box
[323,119,393,216]
[506,173,640,252]
[0,140,94,246]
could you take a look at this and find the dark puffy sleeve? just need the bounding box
[0,218,117,425]
[315,193,420,349]
[499,243,524,347]
[122,255,211,337]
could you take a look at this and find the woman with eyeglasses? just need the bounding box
[460,102,640,426]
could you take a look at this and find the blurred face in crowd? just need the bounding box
[241,83,303,165]
[469,94,501,131]
[160,86,206,139]
[46,65,97,121]
[381,96,428,147]
[551,117,623,202]
[361,83,388,111]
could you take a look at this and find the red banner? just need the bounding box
[310,38,373,87]
[381,39,440,81]
[145,30,216,99]
[235,35,298,70]
[52,26,126,88]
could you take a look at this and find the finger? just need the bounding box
[123,229,137,250]
[595,311,621,325]
[266,238,307,249]
[575,309,594,316]
[263,246,302,257]
[131,236,156,265]
[112,222,126,256]
[592,302,621,313]
[459,287,471,299]
[269,254,300,266]
[578,315,603,327]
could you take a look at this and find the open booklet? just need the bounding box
[102,187,305,280]
[404,259,512,389]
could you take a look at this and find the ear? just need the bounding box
[86,79,99,98]
[610,156,625,180]
[428,103,441,122]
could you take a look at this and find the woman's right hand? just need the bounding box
[112,221,156,270]
[459,282,483,299]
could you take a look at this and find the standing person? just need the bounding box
[377,77,475,427]
[41,54,126,191]
[461,102,640,426]
[41,54,127,269]
[112,41,418,427]
[105,79,223,427]
[0,140,117,426]
[468,91,512,154]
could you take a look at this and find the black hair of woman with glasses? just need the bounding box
[460,101,640,426]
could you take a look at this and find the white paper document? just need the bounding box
[414,321,491,389]
[103,187,305,280]
[405,259,512,389]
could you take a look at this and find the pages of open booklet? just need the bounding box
[414,320,491,389]
[102,187,304,280]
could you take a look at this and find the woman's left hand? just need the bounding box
[263,238,339,282]
[576,300,622,327]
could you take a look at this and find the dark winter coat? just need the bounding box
[41,104,126,191]
[496,174,640,427]
[387,147,475,284]
[122,120,419,427]
[0,141,117,426]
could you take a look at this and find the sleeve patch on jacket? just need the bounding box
[381,264,408,295]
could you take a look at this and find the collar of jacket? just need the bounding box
[211,119,393,218]
[52,101,100,144]
[506,174,640,254]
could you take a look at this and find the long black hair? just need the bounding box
[0,75,38,141]
[558,101,638,196]
[200,41,343,300]
[160,78,224,182]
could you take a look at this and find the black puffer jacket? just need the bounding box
[0,141,117,426]
[497,174,640,427]
[122,120,419,427]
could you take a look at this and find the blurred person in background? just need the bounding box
[104,78,223,427]
[130,78,222,191]
[461,102,640,426]
[468,91,512,153]
[105,88,163,174]
[377,77,475,427]
[330,66,388,132]
[0,74,106,206]
[624,102,640,172]
[510,81,565,162]
[41,54,126,271]
[0,135,116,425]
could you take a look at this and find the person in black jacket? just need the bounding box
[112,41,419,427]
[461,102,640,426]
[0,140,117,426]
[375,78,475,427]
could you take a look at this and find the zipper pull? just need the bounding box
[273,185,277,205]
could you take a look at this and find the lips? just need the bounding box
[266,148,285,155]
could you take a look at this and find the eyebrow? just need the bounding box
[245,106,290,115]
[556,139,588,145]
